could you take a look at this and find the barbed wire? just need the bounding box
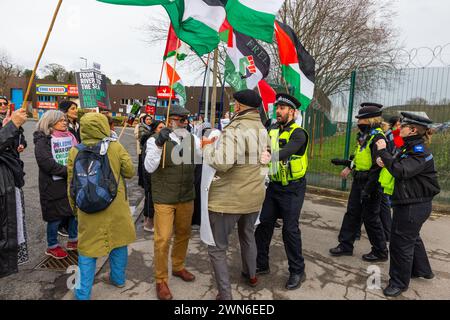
[395,44,450,68]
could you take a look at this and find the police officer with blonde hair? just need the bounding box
[376,112,440,297]
[255,93,309,290]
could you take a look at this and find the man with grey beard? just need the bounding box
[203,89,269,300]
[144,106,214,300]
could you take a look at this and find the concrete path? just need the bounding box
[63,194,450,301]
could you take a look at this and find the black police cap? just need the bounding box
[355,102,383,119]
[360,102,383,109]
[274,93,301,110]
[401,112,433,128]
[233,89,262,109]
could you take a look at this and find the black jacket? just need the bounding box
[0,122,24,278]
[68,121,81,143]
[33,131,73,222]
[378,135,440,206]
[0,121,26,188]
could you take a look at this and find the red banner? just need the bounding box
[37,102,58,110]
[67,85,79,96]
[157,86,176,99]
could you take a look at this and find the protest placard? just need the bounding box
[75,69,111,110]
[50,136,73,180]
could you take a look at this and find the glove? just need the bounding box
[331,158,352,167]
[155,128,172,147]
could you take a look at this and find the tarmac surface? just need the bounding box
[1,121,449,300]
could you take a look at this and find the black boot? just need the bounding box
[362,251,388,262]
[329,245,353,257]
[285,273,306,290]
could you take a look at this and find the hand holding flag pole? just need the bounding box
[162,38,181,169]
[22,0,63,111]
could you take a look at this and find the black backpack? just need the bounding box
[70,142,118,214]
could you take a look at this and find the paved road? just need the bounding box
[0,122,143,299]
[60,194,450,301]
[1,121,450,300]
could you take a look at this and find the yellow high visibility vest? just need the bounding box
[269,123,309,186]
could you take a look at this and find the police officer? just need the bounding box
[330,102,389,262]
[376,112,440,297]
[255,93,309,290]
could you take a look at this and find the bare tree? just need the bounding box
[41,63,68,82]
[275,0,401,96]
[0,50,23,95]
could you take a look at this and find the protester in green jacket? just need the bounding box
[67,112,136,300]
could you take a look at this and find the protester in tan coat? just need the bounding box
[203,89,269,300]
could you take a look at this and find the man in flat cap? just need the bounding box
[330,102,389,263]
[144,106,211,300]
[255,93,309,291]
[203,89,269,300]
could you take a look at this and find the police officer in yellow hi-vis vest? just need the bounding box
[255,93,309,291]
[330,103,389,262]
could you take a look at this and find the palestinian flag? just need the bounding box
[257,80,276,113]
[98,0,226,55]
[225,0,285,43]
[224,26,271,91]
[275,21,315,111]
[165,61,187,106]
[163,24,188,61]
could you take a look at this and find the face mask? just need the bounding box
[358,124,370,133]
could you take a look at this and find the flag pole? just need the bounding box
[198,53,211,116]
[154,25,174,113]
[162,39,181,169]
[22,0,63,110]
[118,121,128,141]
[210,48,219,127]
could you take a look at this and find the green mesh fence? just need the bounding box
[303,67,450,205]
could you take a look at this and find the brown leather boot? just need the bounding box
[172,269,196,282]
[156,282,173,300]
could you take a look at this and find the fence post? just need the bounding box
[342,70,357,191]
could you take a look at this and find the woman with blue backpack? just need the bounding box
[67,112,136,300]
[34,110,79,260]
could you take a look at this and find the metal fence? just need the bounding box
[304,67,450,205]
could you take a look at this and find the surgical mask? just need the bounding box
[358,124,371,133]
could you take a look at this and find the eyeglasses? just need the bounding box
[0,102,8,106]
[170,117,187,122]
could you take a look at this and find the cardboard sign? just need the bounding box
[127,100,142,126]
[75,70,111,110]
[51,136,73,166]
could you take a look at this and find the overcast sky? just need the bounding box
[1,0,449,85]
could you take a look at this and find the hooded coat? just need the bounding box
[67,113,136,258]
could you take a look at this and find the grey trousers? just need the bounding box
[208,211,259,300]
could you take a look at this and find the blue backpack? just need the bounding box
[70,142,118,214]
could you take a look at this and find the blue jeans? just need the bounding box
[75,246,128,300]
[47,217,78,248]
